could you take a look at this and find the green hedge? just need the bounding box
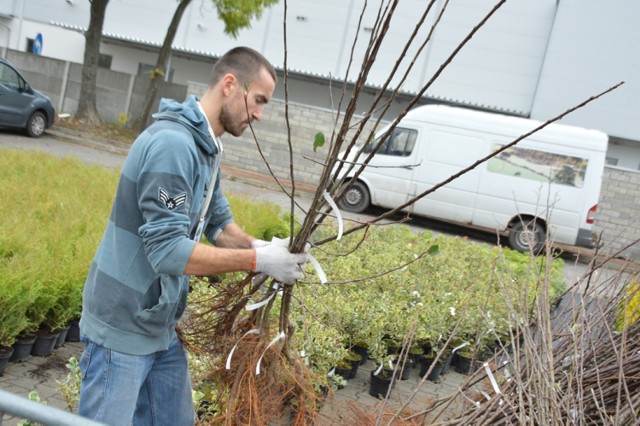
[0,150,290,346]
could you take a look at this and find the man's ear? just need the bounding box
[221,73,237,96]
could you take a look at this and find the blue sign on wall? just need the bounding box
[33,33,43,55]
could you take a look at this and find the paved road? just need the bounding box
[0,128,126,169]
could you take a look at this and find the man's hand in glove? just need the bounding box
[253,244,309,284]
[252,237,310,252]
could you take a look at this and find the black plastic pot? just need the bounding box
[441,352,454,375]
[0,346,14,376]
[453,353,480,375]
[420,357,444,382]
[369,370,394,398]
[54,325,71,348]
[31,330,60,357]
[392,358,414,380]
[352,344,369,365]
[9,335,36,363]
[66,319,81,342]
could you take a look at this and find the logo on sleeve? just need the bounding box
[159,188,186,210]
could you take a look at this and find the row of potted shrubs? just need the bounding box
[0,319,81,376]
[185,223,566,403]
[0,151,113,373]
[0,150,297,377]
[283,224,565,396]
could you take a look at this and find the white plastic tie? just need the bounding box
[452,341,470,354]
[225,329,260,370]
[483,362,502,395]
[256,331,285,375]
[323,191,343,240]
[245,283,280,311]
[374,363,384,376]
[308,254,327,284]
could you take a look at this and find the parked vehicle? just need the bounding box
[0,57,55,137]
[336,105,608,252]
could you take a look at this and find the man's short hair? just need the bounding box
[208,47,277,88]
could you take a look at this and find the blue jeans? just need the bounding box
[77,335,194,426]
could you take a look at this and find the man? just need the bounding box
[78,47,307,425]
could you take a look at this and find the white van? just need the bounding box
[336,105,608,252]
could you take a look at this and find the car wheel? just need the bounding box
[508,220,546,254]
[26,111,46,137]
[338,181,370,213]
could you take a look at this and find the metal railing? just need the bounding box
[0,389,103,426]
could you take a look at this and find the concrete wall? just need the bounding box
[593,167,640,259]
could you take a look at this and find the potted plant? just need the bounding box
[290,311,349,393]
[367,343,397,399]
[333,349,362,380]
[2,277,40,363]
[0,279,33,372]
[23,278,61,357]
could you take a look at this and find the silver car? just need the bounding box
[0,57,55,137]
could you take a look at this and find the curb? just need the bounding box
[48,126,131,156]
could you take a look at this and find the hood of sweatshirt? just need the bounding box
[152,95,218,156]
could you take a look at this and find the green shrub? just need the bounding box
[0,150,119,335]
[227,194,292,240]
[0,150,295,339]
[296,225,566,363]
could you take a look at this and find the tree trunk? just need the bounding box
[76,0,109,125]
[132,0,192,133]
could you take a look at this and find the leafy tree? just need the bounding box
[131,0,279,132]
[75,0,110,124]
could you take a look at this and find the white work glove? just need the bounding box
[252,237,310,252]
[251,239,269,249]
[254,244,308,285]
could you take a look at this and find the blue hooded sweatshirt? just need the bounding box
[80,96,234,355]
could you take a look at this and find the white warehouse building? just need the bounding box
[0,0,639,170]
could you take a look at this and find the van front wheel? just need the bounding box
[508,221,546,254]
[338,181,370,213]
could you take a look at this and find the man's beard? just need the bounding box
[220,103,248,137]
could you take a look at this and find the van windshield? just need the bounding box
[364,127,417,157]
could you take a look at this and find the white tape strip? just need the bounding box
[483,362,501,395]
[256,331,285,375]
[452,341,470,354]
[245,284,280,311]
[323,191,343,241]
[308,254,327,284]
[225,329,261,370]
[374,363,384,376]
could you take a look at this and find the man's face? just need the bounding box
[221,67,276,137]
